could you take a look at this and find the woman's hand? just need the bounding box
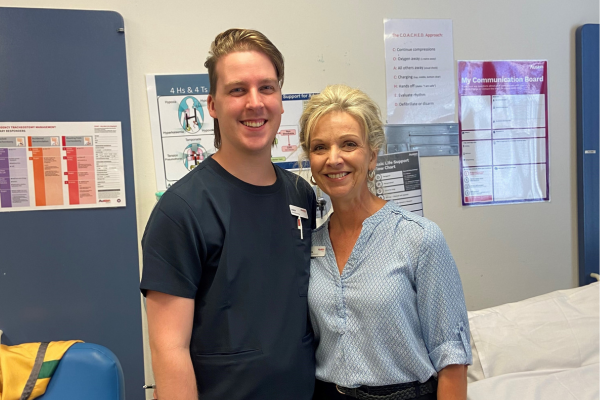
[437,364,467,400]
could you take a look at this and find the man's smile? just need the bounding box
[241,120,267,128]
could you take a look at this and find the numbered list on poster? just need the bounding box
[384,19,456,124]
[374,151,423,216]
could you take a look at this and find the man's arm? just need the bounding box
[146,290,197,400]
[437,364,467,400]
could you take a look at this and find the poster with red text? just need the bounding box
[0,122,126,212]
[458,60,549,206]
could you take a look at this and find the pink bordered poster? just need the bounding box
[458,60,549,206]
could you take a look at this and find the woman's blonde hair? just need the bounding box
[299,84,385,162]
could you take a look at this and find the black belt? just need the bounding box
[335,377,437,400]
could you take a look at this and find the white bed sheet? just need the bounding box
[467,283,599,381]
[467,364,599,400]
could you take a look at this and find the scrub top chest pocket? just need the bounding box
[289,204,311,296]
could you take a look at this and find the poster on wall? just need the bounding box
[146,74,214,191]
[384,19,456,124]
[274,93,317,169]
[0,122,126,212]
[458,60,549,206]
[146,74,315,190]
[374,151,423,216]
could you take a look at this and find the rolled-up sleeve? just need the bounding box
[415,221,472,372]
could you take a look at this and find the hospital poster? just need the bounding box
[274,93,317,170]
[384,19,456,124]
[458,60,549,206]
[146,74,214,191]
[146,74,315,190]
[0,122,126,212]
[374,151,423,216]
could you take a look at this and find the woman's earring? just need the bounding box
[310,176,317,185]
[368,170,376,181]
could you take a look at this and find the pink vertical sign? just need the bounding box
[458,60,549,206]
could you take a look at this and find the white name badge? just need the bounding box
[289,205,308,219]
[311,246,326,257]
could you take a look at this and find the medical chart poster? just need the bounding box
[0,122,126,212]
[384,19,456,124]
[147,74,214,191]
[458,60,549,206]
[374,151,423,216]
[275,93,317,169]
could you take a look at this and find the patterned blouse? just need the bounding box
[308,201,472,388]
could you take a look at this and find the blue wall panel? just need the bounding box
[576,24,599,286]
[0,7,144,399]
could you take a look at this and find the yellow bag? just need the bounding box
[0,340,82,400]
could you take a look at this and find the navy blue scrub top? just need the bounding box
[141,156,316,400]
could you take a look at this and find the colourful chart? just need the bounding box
[0,145,30,207]
[0,122,126,212]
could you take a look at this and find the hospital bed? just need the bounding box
[466,282,598,400]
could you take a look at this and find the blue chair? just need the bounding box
[39,343,125,400]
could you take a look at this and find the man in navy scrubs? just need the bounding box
[140,29,316,400]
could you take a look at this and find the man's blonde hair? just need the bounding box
[205,29,284,149]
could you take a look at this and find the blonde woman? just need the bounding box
[300,84,472,400]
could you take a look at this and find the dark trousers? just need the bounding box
[313,379,437,400]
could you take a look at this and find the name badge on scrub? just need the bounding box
[290,205,308,239]
[311,246,326,257]
[289,205,308,219]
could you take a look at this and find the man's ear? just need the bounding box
[207,94,218,119]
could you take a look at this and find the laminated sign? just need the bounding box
[458,60,549,206]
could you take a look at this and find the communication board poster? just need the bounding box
[384,19,456,124]
[458,60,549,206]
[0,122,126,212]
[374,151,423,216]
[146,74,314,190]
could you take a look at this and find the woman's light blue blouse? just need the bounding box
[308,201,472,388]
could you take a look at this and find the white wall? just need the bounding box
[2,0,598,396]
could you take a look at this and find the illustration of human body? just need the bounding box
[179,97,203,133]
